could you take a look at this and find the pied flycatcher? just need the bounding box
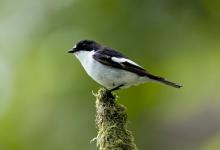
[68,40,182,91]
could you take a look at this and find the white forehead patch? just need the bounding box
[73,44,77,49]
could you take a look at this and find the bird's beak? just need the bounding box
[68,48,76,53]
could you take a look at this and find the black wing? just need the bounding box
[94,47,125,58]
[93,48,148,76]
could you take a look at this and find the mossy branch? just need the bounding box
[93,88,138,150]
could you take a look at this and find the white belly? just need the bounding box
[74,51,149,89]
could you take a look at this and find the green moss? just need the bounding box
[94,88,138,150]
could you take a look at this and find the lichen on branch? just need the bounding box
[93,88,138,150]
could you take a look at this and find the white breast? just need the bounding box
[74,50,97,77]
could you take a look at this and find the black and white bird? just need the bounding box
[68,40,182,92]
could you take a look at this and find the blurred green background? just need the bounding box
[1,0,220,150]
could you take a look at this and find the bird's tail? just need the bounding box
[146,74,182,88]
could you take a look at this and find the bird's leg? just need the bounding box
[105,84,125,99]
[109,84,125,92]
[104,84,124,99]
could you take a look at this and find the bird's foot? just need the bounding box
[104,84,125,99]
[105,90,115,99]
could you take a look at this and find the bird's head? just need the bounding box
[68,40,101,53]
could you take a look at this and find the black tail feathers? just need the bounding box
[147,74,182,88]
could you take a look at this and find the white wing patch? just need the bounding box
[111,57,142,68]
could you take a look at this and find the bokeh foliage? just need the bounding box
[0,0,220,150]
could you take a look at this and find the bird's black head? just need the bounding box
[68,40,101,53]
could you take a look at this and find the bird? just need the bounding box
[68,40,182,92]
